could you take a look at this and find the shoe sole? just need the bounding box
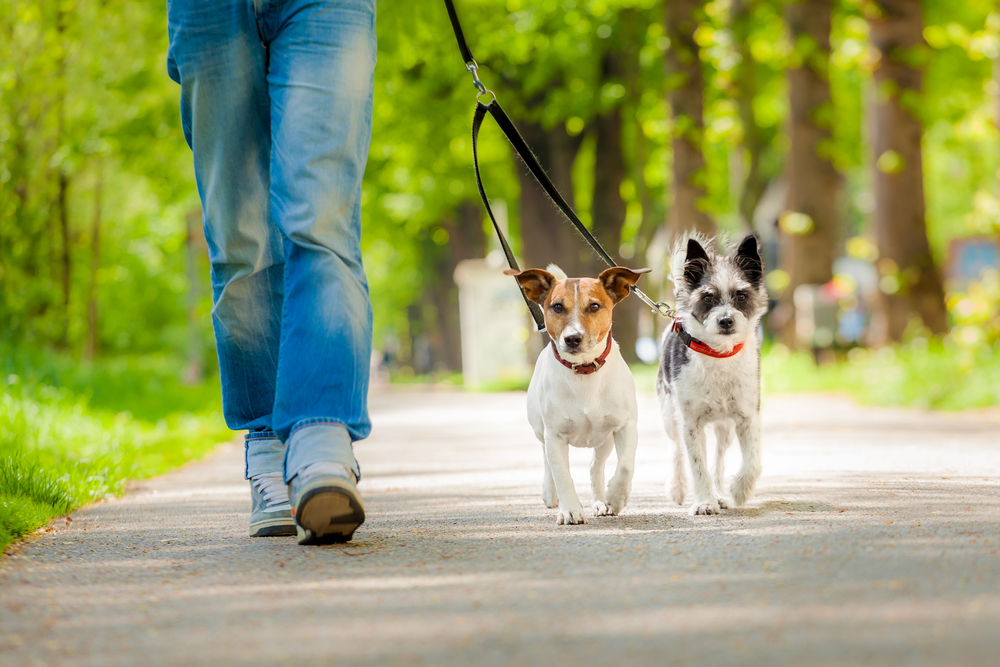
[295,479,366,545]
[249,517,297,538]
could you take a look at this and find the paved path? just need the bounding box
[2,391,999,666]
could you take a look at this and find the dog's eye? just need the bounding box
[734,292,748,302]
[552,303,565,314]
[588,303,601,313]
[701,294,716,304]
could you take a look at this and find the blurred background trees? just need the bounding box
[2,0,999,378]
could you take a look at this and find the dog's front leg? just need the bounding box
[683,419,720,516]
[730,413,762,507]
[606,423,637,516]
[713,422,734,509]
[590,438,614,516]
[544,436,587,525]
[541,447,559,509]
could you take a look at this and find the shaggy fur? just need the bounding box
[655,233,768,515]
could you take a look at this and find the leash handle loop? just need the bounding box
[473,102,547,333]
[485,102,617,269]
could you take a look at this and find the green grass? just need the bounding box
[0,346,230,553]
[762,339,1000,410]
[633,338,1000,411]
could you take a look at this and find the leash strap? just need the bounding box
[481,102,618,268]
[449,0,674,328]
[444,0,475,65]
[472,102,546,332]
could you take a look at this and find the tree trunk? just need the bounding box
[55,3,71,348]
[84,161,101,361]
[515,120,588,275]
[433,201,486,373]
[665,0,715,240]
[57,171,71,346]
[778,0,842,346]
[592,111,627,261]
[868,0,947,341]
[620,9,666,352]
[731,0,768,231]
[591,49,640,362]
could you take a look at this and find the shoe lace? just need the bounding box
[252,472,291,512]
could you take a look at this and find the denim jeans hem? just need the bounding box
[283,421,359,483]
[244,434,286,480]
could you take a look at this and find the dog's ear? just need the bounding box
[684,238,710,289]
[504,268,556,304]
[599,267,652,304]
[734,234,763,288]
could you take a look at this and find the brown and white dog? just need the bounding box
[505,265,650,525]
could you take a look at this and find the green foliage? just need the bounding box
[0,346,229,552]
[2,0,999,388]
[763,338,1000,410]
[0,1,202,353]
[631,337,1000,411]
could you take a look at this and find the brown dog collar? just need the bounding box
[551,333,614,375]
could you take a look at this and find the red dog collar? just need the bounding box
[551,332,614,375]
[671,319,744,359]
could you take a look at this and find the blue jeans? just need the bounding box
[166,0,375,482]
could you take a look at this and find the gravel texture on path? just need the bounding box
[1,391,999,667]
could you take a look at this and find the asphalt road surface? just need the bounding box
[2,390,999,666]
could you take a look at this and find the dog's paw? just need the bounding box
[593,500,612,517]
[730,478,754,507]
[542,486,559,509]
[606,496,628,516]
[668,483,686,506]
[557,507,588,525]
[607,478,631,515]
[689,501,721,516]
[716,497,730,510]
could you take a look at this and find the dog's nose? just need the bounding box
[564,333,583,349]
[719,316,734,330]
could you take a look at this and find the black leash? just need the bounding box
[471,103,545,331]
[446,0,674,333]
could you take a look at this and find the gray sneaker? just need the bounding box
[288,462,366,545]
[249,472,296,537]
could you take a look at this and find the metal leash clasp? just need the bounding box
[631,286,675,319]
[466,60,496,104]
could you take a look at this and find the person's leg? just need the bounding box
[167,0,293,536]
[264,0,376,475]
[259,0,376,543]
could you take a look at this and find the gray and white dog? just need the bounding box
[656,234,768,516]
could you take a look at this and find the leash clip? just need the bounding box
[466,60,496,104]
[466,61,487,94]
[631,286,675,319]
[653,302,675,318]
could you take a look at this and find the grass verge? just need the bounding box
[762,339,1000,410]
[632,338,1000,410]
[0,346,230,553]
